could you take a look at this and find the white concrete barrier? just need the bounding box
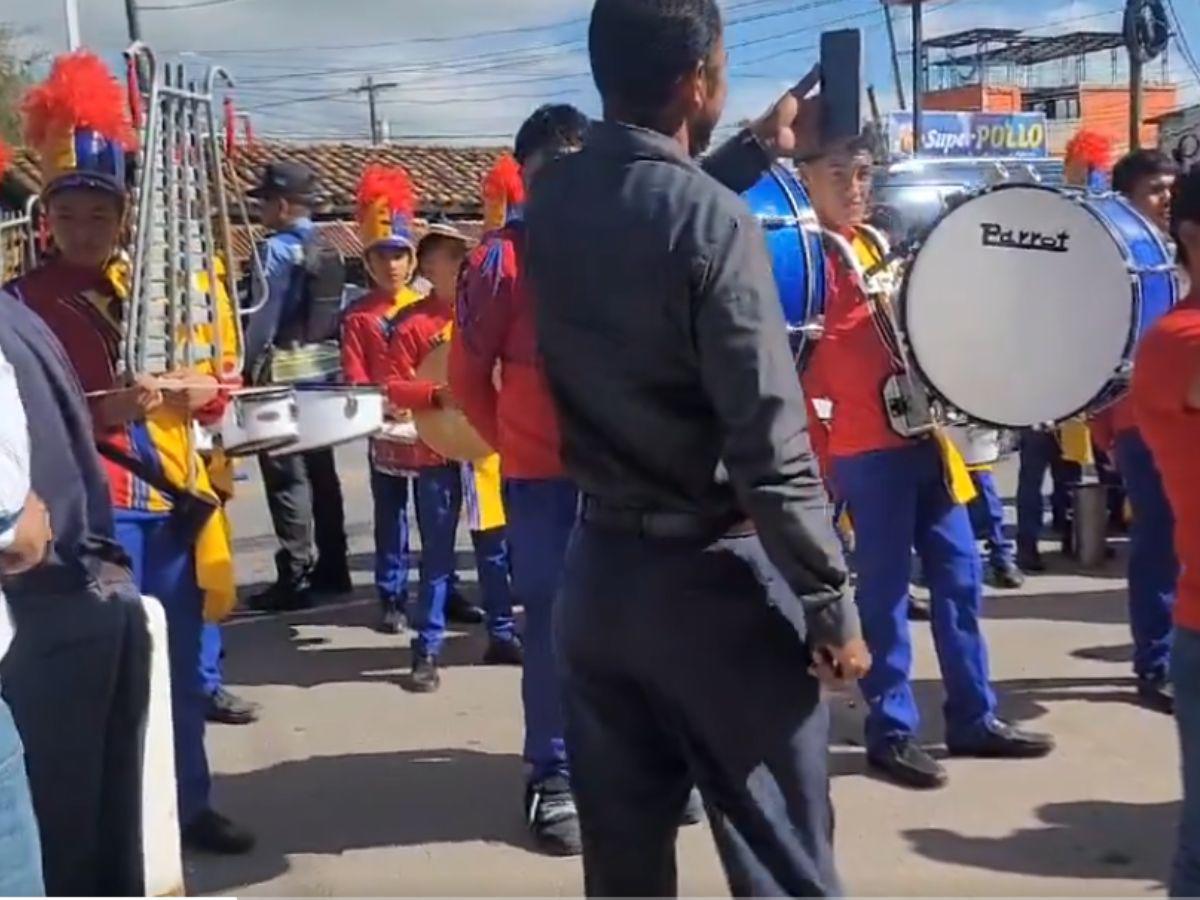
[140,595,184,896]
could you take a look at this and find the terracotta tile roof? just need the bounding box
[4,141,504,217]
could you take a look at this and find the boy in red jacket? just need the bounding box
[385,227,520,693]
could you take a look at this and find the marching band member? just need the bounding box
[800,133,1054,790]
[1130,163,1200,898]
[966,462,1024,589]
[1016,129,1115,571]
[450,126,589,857]
[342,165,428,635]
[1094,149,1181,713]
[375,172,519,693]
[8,50,252,855]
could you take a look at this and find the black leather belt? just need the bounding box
[580,496,754,540]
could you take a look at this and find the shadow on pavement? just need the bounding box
[190,748,529,894]
[902,798,1176,884]
[980,587,1130,626]
[219,600,500,688]
[1073,642,1135,664]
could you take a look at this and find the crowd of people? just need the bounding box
[0,0,1199,896]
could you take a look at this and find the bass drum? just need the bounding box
[902,184,1178,429]
[270,385,385,456]
[741,164,827,362]
[412,342,494,462]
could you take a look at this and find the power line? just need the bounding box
[1164,0,1200,83]
[140,0,250,10]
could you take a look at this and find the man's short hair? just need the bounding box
[1112,149,1179,196]
[588,0,722,118]
[1171,163,1200,266]
[514,104,590,166]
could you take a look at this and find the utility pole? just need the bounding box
[356,76,399,144]
[125,0,142,41]
[911,0,924,154]
[63,0,81,50]
[1130,54,1143,151]
[881,0,907,110]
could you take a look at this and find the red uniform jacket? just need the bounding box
[382,294,452,471]
[449,224,564,479]
[801,253,911,469]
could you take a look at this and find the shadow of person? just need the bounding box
[1072,642,1135,664]
[218,601,489,689]
[980,587,1130,626]
[189,748,529,895]
[903,798,1177,884]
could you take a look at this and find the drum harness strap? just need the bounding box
[822,226,935,439]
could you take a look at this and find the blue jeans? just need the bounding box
[504,477,577,783]
[967,469,1013,569]
[411,465,516,658]
[1115,430,1177,681]
[114,509,211,829]
[199,623,222,697]
[0,692,44,896]
[832,441,996,751]
[1172,627,1200,896]
[370,468,412,608]
[1016,430,1080,549]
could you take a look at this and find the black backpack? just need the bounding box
[276,228,347,346]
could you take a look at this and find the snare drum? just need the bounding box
[741,164,827,361]
[270,384,384,456]
[219,386,299,456]
[902,184,1178,429]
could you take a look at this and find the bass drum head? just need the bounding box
[903,185,1133,428]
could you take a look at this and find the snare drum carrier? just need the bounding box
[740,164,827,363]
[900,184,1179,429]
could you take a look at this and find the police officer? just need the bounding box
[526,0,868,894]
[244,162,350,610]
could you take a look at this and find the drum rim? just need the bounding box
[291,384,384,396]
[898,182,1144,429]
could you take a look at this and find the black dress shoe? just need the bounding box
[1016,545,1045,573]
[446,591,485,625]
[182,809,255,855]
[205,688,260,725]
[408,654,441,693]
[482,636,524,666]
[986,561,1026,589]
[947,718,1055,758]
[867,739,947,789]
[1137,677,1174,715]
[311,565,353,594]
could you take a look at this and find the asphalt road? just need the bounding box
[190,446,1177,896]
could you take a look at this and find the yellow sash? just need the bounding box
[461,454,506,532]
[1058,418,1094,466]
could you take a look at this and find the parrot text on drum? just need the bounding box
[979,222,1071,253]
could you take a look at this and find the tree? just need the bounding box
[0,26,36,145]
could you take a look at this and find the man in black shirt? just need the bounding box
[526,0,868,894]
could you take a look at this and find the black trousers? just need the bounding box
[557,523,842,897]
[0,575,149,896]
[258,447,348,587]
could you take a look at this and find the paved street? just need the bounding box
[191,444,1179,896]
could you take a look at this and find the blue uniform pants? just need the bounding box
[411,465,516,658]
[832,441,997,751]
[199,623,222,697]
[114,509,211,829]
[968,469,1014,569]
[1016,430,1080,549]
[504,477,577,783]
[1114,430,1177,681]
[370,468,412,608]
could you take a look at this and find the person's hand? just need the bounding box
[810,636,871,689]
[1,492,52,575]
[160,371,220,412]
[433,384,457,411]
[748,66,822,160]
[98,375,163,425]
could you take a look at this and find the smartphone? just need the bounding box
[819,29,862,145]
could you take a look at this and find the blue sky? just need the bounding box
[4,0,1199,145]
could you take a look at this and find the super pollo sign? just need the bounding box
[888,111,1048,159]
